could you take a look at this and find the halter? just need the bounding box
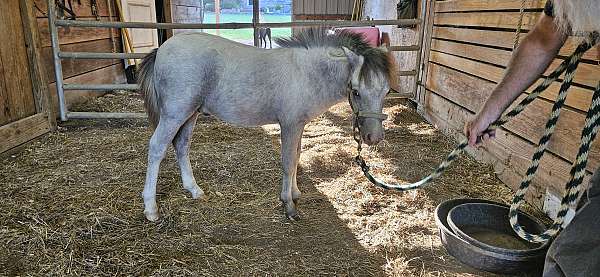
[346,84,388,159]
[346,85,389,122]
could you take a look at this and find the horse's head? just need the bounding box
[342,47,390,146]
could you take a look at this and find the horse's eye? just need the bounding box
[353,90,360,97]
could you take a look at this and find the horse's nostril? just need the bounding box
[366,133,372,142]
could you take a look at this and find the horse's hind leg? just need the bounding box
[173,112,204,199]
[143,116,188,221]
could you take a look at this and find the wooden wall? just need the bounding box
[171,0,204,34]
[1,0,54,155]
[34,0,126,109]
[293,0,354,20]
[419,0,600,213]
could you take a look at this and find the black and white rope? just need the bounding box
[511,81,600,243]
[351,36,598,243]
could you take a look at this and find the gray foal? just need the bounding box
[137,29,394,221]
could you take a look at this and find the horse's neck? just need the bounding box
[295,48,350,103]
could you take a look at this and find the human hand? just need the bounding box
[463,114,497,147]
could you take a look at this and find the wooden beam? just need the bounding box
[429,51,596,110]
[435,0,545,13]
[252,0,259,46]
[20,0,55,128]
[0,0,37,125]
[163,0,173,39]
[215,0,220,36]
[432,26,599,61]
[417,0,437,106]
[0,113,51,154]
[430,40,600,88]
[294,14,352,20]
[434,11,541,30]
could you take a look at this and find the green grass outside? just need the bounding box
[203,13,291,41]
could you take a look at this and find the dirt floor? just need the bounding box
[0,92,535,276]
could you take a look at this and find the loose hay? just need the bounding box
[0,92,541,276]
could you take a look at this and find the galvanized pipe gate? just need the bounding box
[48,0,429,121]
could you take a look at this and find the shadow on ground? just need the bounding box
[0,95,523,276]
[0,114,384,276]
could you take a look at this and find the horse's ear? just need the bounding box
[377,45,389,53]
[342,47,364,88]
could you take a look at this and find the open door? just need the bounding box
[119,0,159,54]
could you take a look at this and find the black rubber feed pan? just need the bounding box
[435,199,549,275]
[448,203,550,257]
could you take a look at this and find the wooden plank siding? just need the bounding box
[293,0,353,20]
[420,0,600,211]
[0,0,37,125]
[1,0,53,155]
[170,0,203,35]
[35,0,126,111]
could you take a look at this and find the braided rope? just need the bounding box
[352,37,597,243]
[507,41,586,242]
[511,81,600,243]
[513,0,528,50]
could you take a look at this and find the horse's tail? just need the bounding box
[138,48,160,128]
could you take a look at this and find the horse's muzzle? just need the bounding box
[363,131,384,145]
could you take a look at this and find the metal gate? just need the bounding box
[47,0,429,121]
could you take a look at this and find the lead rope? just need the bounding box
[352,36,598,243]
[513,0,527,50]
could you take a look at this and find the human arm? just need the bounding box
[464,13,568,146]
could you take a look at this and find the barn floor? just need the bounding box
[0,92,533,276]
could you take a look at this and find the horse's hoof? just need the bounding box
[286,211,301,221]
[144,210,159,222]
[282,201,300,221]
[190,187,206,200]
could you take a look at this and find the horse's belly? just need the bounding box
[201,106,277,127]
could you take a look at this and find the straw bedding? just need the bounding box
[0,91,535,276]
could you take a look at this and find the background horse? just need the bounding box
[137,29,393,222]
[258,27,272,48]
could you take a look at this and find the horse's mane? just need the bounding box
[275,28,395,85]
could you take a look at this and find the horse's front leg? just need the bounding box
[280,123,305,220]
[292,138,302,205]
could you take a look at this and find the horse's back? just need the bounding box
[152,32,298,126]
[159,32,259,58]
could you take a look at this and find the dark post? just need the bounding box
[253,0,259,47]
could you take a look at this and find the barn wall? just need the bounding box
[34,0,126,110]
[362,0,424,95]
[293,0,354,20]
[418,0,600,214]
[170,0,204,34]
[0,0,54,155]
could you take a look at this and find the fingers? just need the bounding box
[464,120,496,147]
[466,122,479,147]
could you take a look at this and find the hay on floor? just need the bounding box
[0,92,540,276]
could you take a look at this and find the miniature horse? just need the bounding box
[137,29,393,221]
